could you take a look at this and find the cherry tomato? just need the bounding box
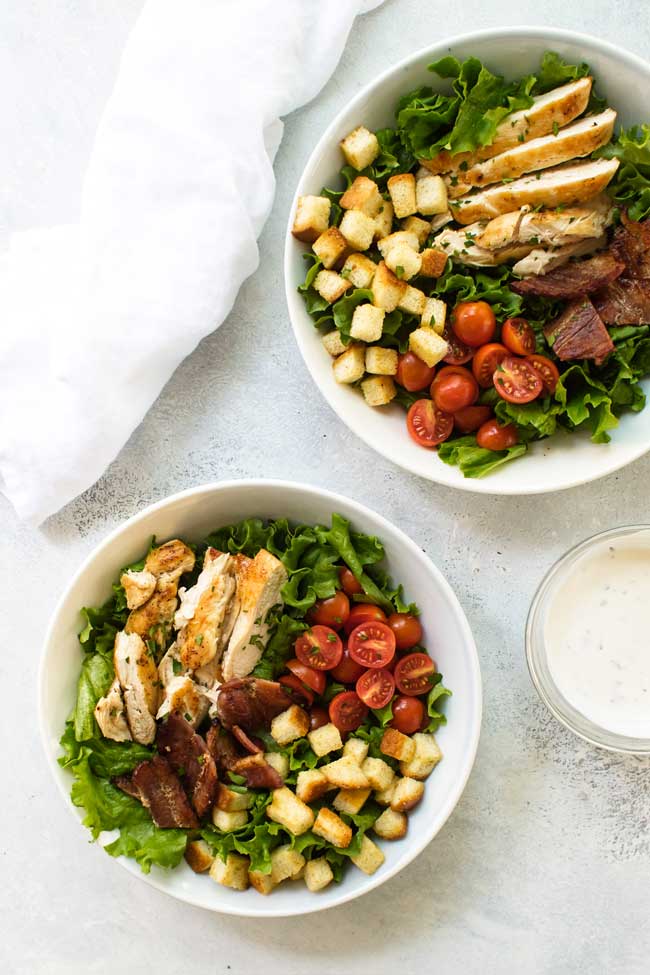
[407,400,454,448]
[431,367,478,413]
[526,354,560,395]
[286,658,326,695]
[453,404,493,434]
[452,301,497,347]
[396,351,436,391]
[501,317,536,355]
[493,355,543,404]
[339,566,363,596]
[442,326,473,365]
[343,603,387,636]
[356,668,395,709]
[294,625,343,670]
[329,690,368,732]
[471,342,509,388]
[309,706,330,731]
[394,653,437,696]
[330,643,366,684]
[476,418,519,450]
[387,613,422,651]
[348,621,396,669]
[308,591,350,630]
[390,695,425,734]
[279,673,314,706]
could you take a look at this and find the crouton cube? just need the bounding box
[365,346,398,376]
[408,326,448,367]
[350,835,385,875]
[350,303,384,343]
[292,195,331,243]
[377,231,420,259]
[313,807,353,849]
[385,243,421,281]
[340,125,380,171]
[340,176,383,217]
[402,215,431,246]
[342,737,369,765]
[373,807,408,840]
[294,864,305,881]
[371,262,405,312]
[333,787,371,816]
[209,853,249,890]
[270,705,310,746]
[387,173,417,218]
[397,285,426,317]
[312,226,348,269]
[266,786,315,836]
[215,782,254,812]
[421,297,447,333]
[374,780,397,807]
[211,807,248,831]
[332,344,366,384]
[373,200,394,240]
[322,329,348,358]
[314,269,350,304]
[270,845,306,884]
[361,757,395,791]
[249,869,275,895]
[399,732,443,780]
[185,839,214,873]
[321,757,370,790]
[420,248,448,278]
[308,722,343,757]
[416,173,448,215]
[391,776,425,812]
[296,768,330,804]
[263,752,289,782]
[341,252,376,289]
[381,727,417,763]
[304,857,334,892]
[361,375,396,407]
[340,209,376,251]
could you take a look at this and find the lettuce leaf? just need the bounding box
[104,822,188,874]
[434,263,524,321]
[251,614,308,680]
[424,675,452,733]
[438,436,528,477]
[597,124,650,220]
[73,653,115,742]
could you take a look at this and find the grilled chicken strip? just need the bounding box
[125,539,195,647]
[175,549,237,672]
[478,197,612,251]
[512,236,607,277]
[144,539,196,580]
[113,631,159,745]
[419,77,593,175]
[120,569,156,610]
[221,550,288,680]
[156,675,210,728]
[94,677,132,742]
[433,222,534,267]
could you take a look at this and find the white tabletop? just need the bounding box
[2,2,650,973]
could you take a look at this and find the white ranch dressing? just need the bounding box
[545,530,650,738]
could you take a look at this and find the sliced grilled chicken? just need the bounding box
[221,550,288,680]
[113,631,159,744]
[478,197,612,250]
[176,549,237,671]
[125,539,195,646]
[156,675,210,728]
[94,677,132,742]
[433,222,534,267]
[419,77,593,175]
[120,569,156,610]
[512,235,606,277]
[158,642,186,687]
[450,158,619,225]
[144,539,196,580]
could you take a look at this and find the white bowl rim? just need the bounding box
[284,26,650,496]
[39,478,482,917]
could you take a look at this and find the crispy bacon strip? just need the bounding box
[544,298,614,365]
[157,713,218,818]
[123,754,199,828]
[511,251,624,299]
[206,723,283,789]
[233,753,283,789]
[594,216,650,324]
[216,677,293,733]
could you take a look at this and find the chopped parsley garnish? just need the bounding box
[552,121,559,136]
[172,658,183,675]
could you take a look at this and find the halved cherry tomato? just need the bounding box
[329,690,368,732]
[493,355,543,404]
[394,652,436,696]
[396,351,436,391]
[286,658,326,695]
[526,354,560,395]
[343,603,387,635]
[453,404,493,434]
[476,418,519,450]
[431,366,478,413]
[279,673,314,706]
[501,317,536,356]
[330,643,366,684]
[339,566,363,596]
[452,301,497,347]
[407,400,454,448]
[390,695,425,734]
[349,621,396,669]
[442,327,473,365]
[309,706,330,731]
[294,625,343,670]
[472,342,509,388]
[308,591,350,630]
[356,668,395,709]
[387,613,422,651]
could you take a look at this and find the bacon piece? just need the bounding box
[113,773,142,801]
[157,713,218,818]
[232,725,264,754]
[129,754,199,828]
[233,753,283,789]
[206,724,243,772]
[594,216,650,324]
[511,251,624,298]
[216,677,293,733]
[544,298,614,365]
[206,723,283,788]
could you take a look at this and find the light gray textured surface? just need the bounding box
[2,2,650,973]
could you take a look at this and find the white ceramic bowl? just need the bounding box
[285,28,650,495]
[39,480,481,917]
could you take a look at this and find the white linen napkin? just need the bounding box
[0,0,384,525]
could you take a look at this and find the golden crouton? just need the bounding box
[387,173,417,218]
[185,839,214,874]
[215,782,253,812]
[416,172,448,215]
[340,176,383,217]
[421,297,447,333]
[340,125,380,171]
[322,330,348,358]
[365,346,398,376]
[373,807,408,840]
[296,768,330,804]
[209,853,250,890]
[314,269,351,304]
[373,200,394,240]
[401,215,432,246]
[380,727,417,763]
[385,242,421,281]
[304,857,334,892]
[390,776,425,812]
[264,751,289,781]
[333,344,366,385]
[313,807,353,849]
[321,757,371,790]
[333,787,371,816]
[270,705,310,746]
[399,732,443,780]
[270,845,306,884]
[249,869,275,895]
[377,230,420,258]
[343,737,369,765]
[350,303,384,343]
[420,247,448,278]
[361,375,396,407]
[371,262,405,312]
[408,326,448,368]
[397,285,426,317]
[211,807,248,831]
[340,209,376,251]
[266,786,315,836]
[374,779,397,807]
[307,722,343,757]
[351,835,385,875]
[292,194,331,243]
[341,252,377,289]
[361,757,395,791]
[312,226,348,269]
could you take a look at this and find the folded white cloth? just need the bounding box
[0,0,384,525]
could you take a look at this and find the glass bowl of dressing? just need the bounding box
[526,525,650,754]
